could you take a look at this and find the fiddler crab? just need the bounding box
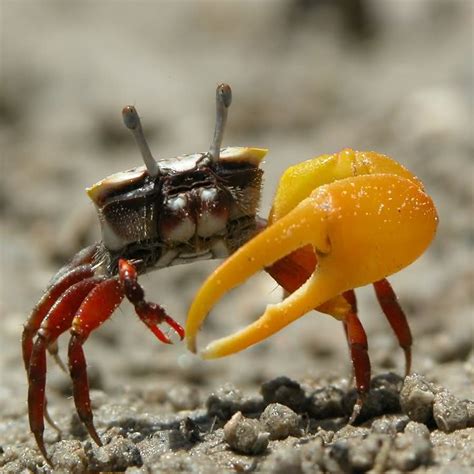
[23,83,438,464]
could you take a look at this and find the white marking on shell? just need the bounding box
[197,188,228,238]
[163,194,195,242]
[168,194,188,212]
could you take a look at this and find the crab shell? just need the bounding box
[86,147,267,273]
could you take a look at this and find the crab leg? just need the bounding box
[22,265,95,372]
[28,277,104,462]
[119,259,185,343]
[68,278,124,445]
[186,173,437,358]
[344,309,371,422]
[22,243,98,373]
[373,279,413,374]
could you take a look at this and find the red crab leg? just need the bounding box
[68,278,124,446]
[343,303,371,423]
[22,264,95,373]
[118,259,185,343]
[46,243,98,286]
[373,279,412,375]
[341,290,371,422]
[28,277,104,462]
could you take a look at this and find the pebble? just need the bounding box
[85,435,143,471]
[324,439,351,473]
[404,420,431,439]
[260,376,307,412]
[260,403,301,440]
[344,373,403,421]
[347,434,388,471]
[389,422,432,471]
[400,373,436,424]
[371,415,410,434]
[49,440,88,473]
[307,386,346,419]
[206,384,263,420]
[433,390,469,432]
[223,412,269,455]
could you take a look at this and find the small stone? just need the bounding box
[49,440,88,473]
[371,415,409,434]
[371,373,404,411]
[308,386,346,419]
[404,421,431,439]
[223,412,269,455]
[324,439,351,473]
[261,376,307,412]
[85,435,143,471]
[344,373,403,422]
[167,385,200,411]
[260,403,301,440]
[400,373,436,424]
[206,384,263,420]
[348,434,388,471]
[390,423,432,470]
[433,390,469,432]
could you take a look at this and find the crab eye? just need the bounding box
[217,83,232,108]
[209,83,232,163]
[122,104,160,178]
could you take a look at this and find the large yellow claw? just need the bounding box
[186,149,438,359]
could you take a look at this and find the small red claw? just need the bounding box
[135,303,172,344]
[118,258,184,344]
[163,315,185,341]
[135,303,184,344]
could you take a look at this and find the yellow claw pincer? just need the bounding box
[186,149,438,378]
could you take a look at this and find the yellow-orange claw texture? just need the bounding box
[186,150,438,359]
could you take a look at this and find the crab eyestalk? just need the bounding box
[209,83,232,162]
[122,105,160,178]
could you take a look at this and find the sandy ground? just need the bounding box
[0,1,473,472]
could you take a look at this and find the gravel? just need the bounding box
[308,386,346,419]
[259,403,301,440]
[400,373,437,424]
[223,412,269,454]
[1,2,472,473]
[433,390,470,432]
[260,376,307,413]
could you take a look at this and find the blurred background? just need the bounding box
[0,0,472,445]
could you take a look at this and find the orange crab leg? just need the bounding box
[186,172,438,359]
